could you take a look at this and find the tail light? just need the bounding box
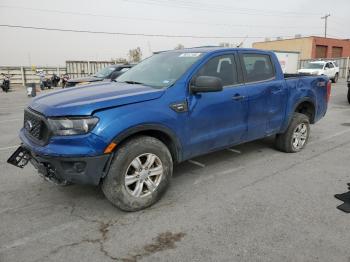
[326,80,331,103]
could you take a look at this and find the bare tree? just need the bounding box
[219,42,230,48]
[219,42,244,48]
[174,44,185,50]
[128,47,142,63]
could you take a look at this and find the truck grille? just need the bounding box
[24,109,49,142]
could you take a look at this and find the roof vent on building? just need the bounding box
[295,34,302,38]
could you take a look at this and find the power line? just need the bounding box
[0,3,322,19]
[162,0,321,16]
[0,5,323,30]
[0,24,321,39]
[122,0,322,17]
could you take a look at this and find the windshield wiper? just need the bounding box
[115,80,161,89]
[119,80,144,85]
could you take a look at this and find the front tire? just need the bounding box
[102,136,173,211]
[347,88,350,104]
[275,113,310,153]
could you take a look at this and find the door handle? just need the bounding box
[232,94,245,101]
[271,87,282,94]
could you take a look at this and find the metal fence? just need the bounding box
[66,61,117,78]
[299,57,350,79]
[0,60,118,87]
[4,57,348,88]
[0,66,66,86]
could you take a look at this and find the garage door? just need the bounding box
[332,47,343,58]
[316,45,327,58]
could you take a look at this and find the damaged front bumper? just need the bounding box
[8,145,112,185]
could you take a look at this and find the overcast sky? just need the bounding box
[0,0,349,66]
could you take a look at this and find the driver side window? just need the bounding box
[195,55,238,86]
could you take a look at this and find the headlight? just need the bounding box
[48,117,99,136]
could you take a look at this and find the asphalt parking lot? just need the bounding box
[1,81,350,262]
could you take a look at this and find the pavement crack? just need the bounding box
[121,231,186,262]
[37,205,123,261]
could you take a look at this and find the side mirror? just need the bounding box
[190,76,223,93]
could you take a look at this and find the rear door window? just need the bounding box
[241,54,275,83]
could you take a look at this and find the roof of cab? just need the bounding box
[155,46,268,54]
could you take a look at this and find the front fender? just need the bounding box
[92,100,186,161]
[111,123,183,161]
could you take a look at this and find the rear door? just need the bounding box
[187,53,248,156]
[239,52,288,139]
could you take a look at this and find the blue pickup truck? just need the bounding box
[8,47,331,211]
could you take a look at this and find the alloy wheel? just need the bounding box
[124,153,163,198]
[292,123,308,150]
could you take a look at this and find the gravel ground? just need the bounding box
[0,81,350,262]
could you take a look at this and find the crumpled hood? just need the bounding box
[30,82,165,116]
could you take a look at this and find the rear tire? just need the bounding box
[102,136,173,211]
[275,113,310,153]
[348,89,350,104]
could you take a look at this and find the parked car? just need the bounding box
[8,47,331,211]
[298,60,339,83]
[65,64,133,87]
[1,73,11,92]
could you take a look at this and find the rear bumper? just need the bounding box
[28,149,111,185]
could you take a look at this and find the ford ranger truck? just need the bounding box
[8,48,331,211]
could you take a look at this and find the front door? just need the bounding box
[187,53,248,157]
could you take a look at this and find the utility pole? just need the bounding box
[321,13,331,38]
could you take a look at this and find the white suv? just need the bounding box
[298,61,339,83]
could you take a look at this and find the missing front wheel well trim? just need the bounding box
[113,130,180,164]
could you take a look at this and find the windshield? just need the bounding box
[304,63,324,69]
[117,52,203,88]
[94,66,115,78]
